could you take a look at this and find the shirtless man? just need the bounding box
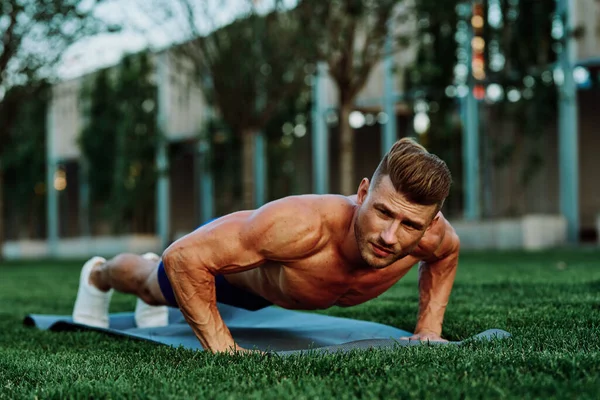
[73,138,459,353]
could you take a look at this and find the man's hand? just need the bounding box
[399,332,448,343]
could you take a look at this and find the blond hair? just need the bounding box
[372,138,452,209]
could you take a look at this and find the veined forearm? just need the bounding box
[415,255,458,335]
[163,256,238,352]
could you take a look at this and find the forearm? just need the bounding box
[415,253,458,335]
[162,253,237,352]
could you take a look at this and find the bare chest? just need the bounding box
[229,253,417,310]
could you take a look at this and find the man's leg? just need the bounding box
[88,253,167,306]
[73,253,168,328]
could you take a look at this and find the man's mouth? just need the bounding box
[370,242,393,257]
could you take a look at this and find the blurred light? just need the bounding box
[553,68,565,86]
[522,88,534,100]
[454,31,468,44]
[445,86,457,98]
[473,69,486,81]
[490,54,506,72]
[293,124,307,138]
[260,64,272,76]
[542,70,553,84]
[471,37,485,53]
[414,100,429,113]
[54,170,67,191]
[551,17,564,40]
[282,122,294,135]
[486,84,504,102]
[349,111,365,129]
[325,110,338,126]
[304,75,313,86]
[377,112,389,125]
[471,15,484,29]
[507,88,521,103]
[488,3,503,29]
[474,85,485,100]
[142,99,155,113]
[454,64,468,79]
[523,76,535,88]
[365,114,376,126]
[281,135,293,148]
[295,114,306,125]
[413,112,430,135]
[457,85,469,98]
[574,66,590,85]
[429,102,440,113]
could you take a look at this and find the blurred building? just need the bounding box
[5,1,600,258]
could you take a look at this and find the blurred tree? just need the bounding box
[79,53,158,234]
[297,0,408,195]
[137,0,312,209]
[0,83,48,239]
[0,0,114,257]
[407,0,557,216]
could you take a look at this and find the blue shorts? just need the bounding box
[157,260,272,311]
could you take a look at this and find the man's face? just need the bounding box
[354,175,439,269]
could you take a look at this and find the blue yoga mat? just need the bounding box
[24,304,510,355]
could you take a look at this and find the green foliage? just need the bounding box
[0,0,114,90]
[408,0,559,203]
[79,53,158,233]
[2,250,600,398]
[0,84,48,234]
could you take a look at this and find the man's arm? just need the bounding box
[161,197,324,353]
[406,214,460,340]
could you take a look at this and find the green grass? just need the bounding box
[1,249,600,399]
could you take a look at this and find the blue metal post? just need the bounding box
[46,97,59,257]
[311,62,329,194]
[557,0,579,243]
[382,29,398,155]
[156,52,171,249]
[254,131,266,207]
[462,7,481,221]
[197,139,214,224]
[79,158,90,237]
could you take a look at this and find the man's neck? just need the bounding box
[339,206,364,266]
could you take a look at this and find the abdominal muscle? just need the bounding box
[224,255,418,310]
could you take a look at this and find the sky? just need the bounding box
[57,0,297,80]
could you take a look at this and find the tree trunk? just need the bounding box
[241,129,256,210]
[339,102,355,195]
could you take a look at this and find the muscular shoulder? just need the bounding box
[242,195,335,260]
[411,212,460,262]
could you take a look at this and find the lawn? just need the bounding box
[1,249,600,399]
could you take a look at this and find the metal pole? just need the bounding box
[46,96,59,257]
[254,131,266,207]
[311,61,329,194]
[382,28,398,156]
[197,138,214,224]
[557,0,579,243]
[156,52,171,249]
[462,6,481,221]
[79,158,90,236]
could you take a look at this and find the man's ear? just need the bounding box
[356,178,370,205]
[426,212,441,231]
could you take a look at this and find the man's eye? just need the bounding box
[377,209,392,218]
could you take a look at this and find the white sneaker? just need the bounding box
[134,252,169,328]
[72,256,113,328]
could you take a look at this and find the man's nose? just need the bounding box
[380,221,399,246]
